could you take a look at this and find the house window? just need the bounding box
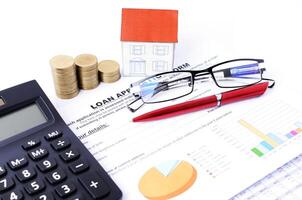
[130,59,146,75]
[131,45,144,55]
[152,61,168,72]
[153,45,169,56]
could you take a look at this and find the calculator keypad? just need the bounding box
[0,130,117,199]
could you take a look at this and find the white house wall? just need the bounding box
[122,42,175,77]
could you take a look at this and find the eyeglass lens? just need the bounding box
[212,60,262,87]
[139,72,193,103]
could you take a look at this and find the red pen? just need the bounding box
[132,82,269,122]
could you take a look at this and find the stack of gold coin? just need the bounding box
[50,55,79,99]
[75,54,99,90]
[98,60,121,83]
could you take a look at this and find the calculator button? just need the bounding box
[67,195,83,200]
[0,165,6,177]
[22,139,41,150]
[55,181,77,198]
[60,149,80,163]
[78,172,110,199]
[0,177,15,192]
[16,168,37,182]
[50,138,71,151]
[28,147,49,161]
[37,158,57,173]
[46,168,67,185]
[34,192,54,200]
[2,190,24,200]
[45,130,62,141]
[8,156,28,170]
[24,179,46,195]
[69,160,89,174]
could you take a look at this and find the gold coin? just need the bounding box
[98,60,120,77]
[75,54,98,68]
[50,55,75,70]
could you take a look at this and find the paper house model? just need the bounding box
[121,8,178,76]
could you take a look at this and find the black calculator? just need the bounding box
[0,80,122,200]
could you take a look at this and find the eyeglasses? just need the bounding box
[128,58,274,112]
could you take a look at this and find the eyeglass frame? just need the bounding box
[128,58,275,112]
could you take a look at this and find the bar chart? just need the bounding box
[212,98,302,160]
[239,118,302,157]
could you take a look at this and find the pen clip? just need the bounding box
[215,94,222,107]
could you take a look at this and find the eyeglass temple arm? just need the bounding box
[262,77,275,88]
[217,66,274,88]
[194,76,211,82]
[221,68,266,77]
[194,68,265,79]
[127,97,145,112]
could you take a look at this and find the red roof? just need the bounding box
[121,8,178,43]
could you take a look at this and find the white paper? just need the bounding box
[54,58,302,200]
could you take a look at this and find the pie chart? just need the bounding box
[138,160,197,200]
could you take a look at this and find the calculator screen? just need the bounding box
[0,103,47,141]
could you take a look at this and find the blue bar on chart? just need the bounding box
[267,133,284,145]
[286,133,294,139]
[260,141,273,151]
